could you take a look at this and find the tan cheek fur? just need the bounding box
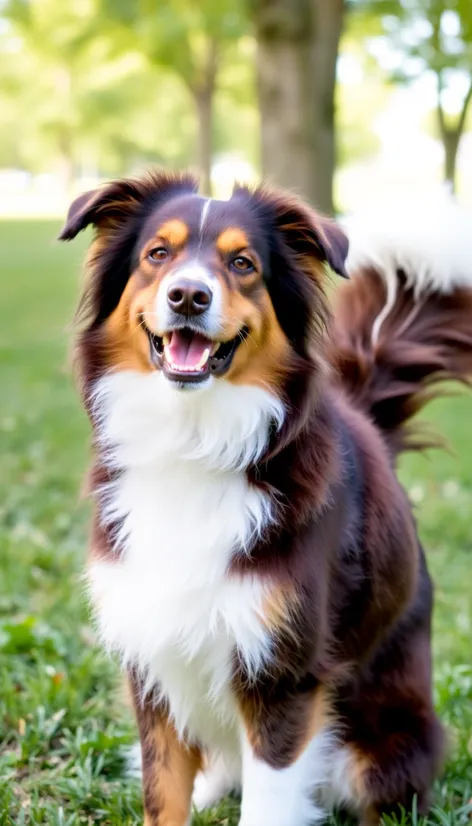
[101,276,157,373]
[223,288,292,392]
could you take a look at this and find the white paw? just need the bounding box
[192,771,222,811]
[192,755,240,811]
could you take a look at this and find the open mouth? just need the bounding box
[143,323,249,384]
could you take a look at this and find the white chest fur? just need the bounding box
[87,371,284,750]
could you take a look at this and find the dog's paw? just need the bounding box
[192,756,240,812]
[193,770,229,811]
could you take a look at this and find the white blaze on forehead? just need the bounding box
[154,199,222,333]
[199,198,212,233]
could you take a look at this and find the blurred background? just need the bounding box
[1,2,472,824]
[1,0,472,216]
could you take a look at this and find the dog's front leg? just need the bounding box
[129,675,201,826]
[238,687,331,826]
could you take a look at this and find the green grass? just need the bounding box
[0,220,471,825]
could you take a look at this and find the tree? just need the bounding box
[0,0,205,183]
[106,0,249,194]
[2,0,99,190]
[253,0,346,215]
[1,0,153,188]
[355,0,472,193]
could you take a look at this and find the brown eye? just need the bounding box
[230,256,254,274]
[148,247,168,262]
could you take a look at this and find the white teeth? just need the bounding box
[163,334,170,346]
[163,345,210,374]
[210,342,219,356]
[195,348,210,371]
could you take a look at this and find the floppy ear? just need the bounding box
[58,187,116,240]
[58,181,143,241]
[58,171,199,241]
[314,216,349,279]
[60,171,198,328]
[233,185,349,357]
[270,196,349,279]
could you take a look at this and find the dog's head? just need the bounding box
[61,171,348,394]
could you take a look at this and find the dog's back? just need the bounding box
[332,195,472,452]
[316,194,472,821]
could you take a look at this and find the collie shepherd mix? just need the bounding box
[60,173,472,826]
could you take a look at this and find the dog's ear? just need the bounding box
[270,196,349,279]
[232,185,348,356]
[58,188,108,240]
[60,172,199,328]
[313,216,349,279]
[58,181,141,241]
[233,184,349,279]
[58,172,199,241]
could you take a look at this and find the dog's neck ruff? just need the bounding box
[91,369,284,474]
[87,369,284,742]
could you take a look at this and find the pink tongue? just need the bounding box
[167,330,211,369]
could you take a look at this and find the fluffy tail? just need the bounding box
[329,195,472,453]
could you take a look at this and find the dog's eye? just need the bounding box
[230,256,254,274]
[148,247,168,263]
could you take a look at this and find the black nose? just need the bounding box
[167,279,213,316]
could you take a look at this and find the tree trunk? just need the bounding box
[310,0,344,213]
[254,0,344,214]
[190,38,218,196]
[437,74,472,196]
[194,87,214,196]
[442,129,460,194]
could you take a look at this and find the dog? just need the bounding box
[59,173,472,826]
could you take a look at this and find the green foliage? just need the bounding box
[352,0,472,86]
[98,0,255,188]
[0,220,471,823]
[0,0,155,175]
[132,0,248,90]
[351,0,472,187]
[0,0,256,181]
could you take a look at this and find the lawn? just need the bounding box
[0,220,471,826]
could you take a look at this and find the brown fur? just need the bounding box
[129,673,201,826]
[328,267,472,453]
[60,171,472,824]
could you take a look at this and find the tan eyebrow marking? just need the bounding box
[217,228,249,255]
[155,219,189,248]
